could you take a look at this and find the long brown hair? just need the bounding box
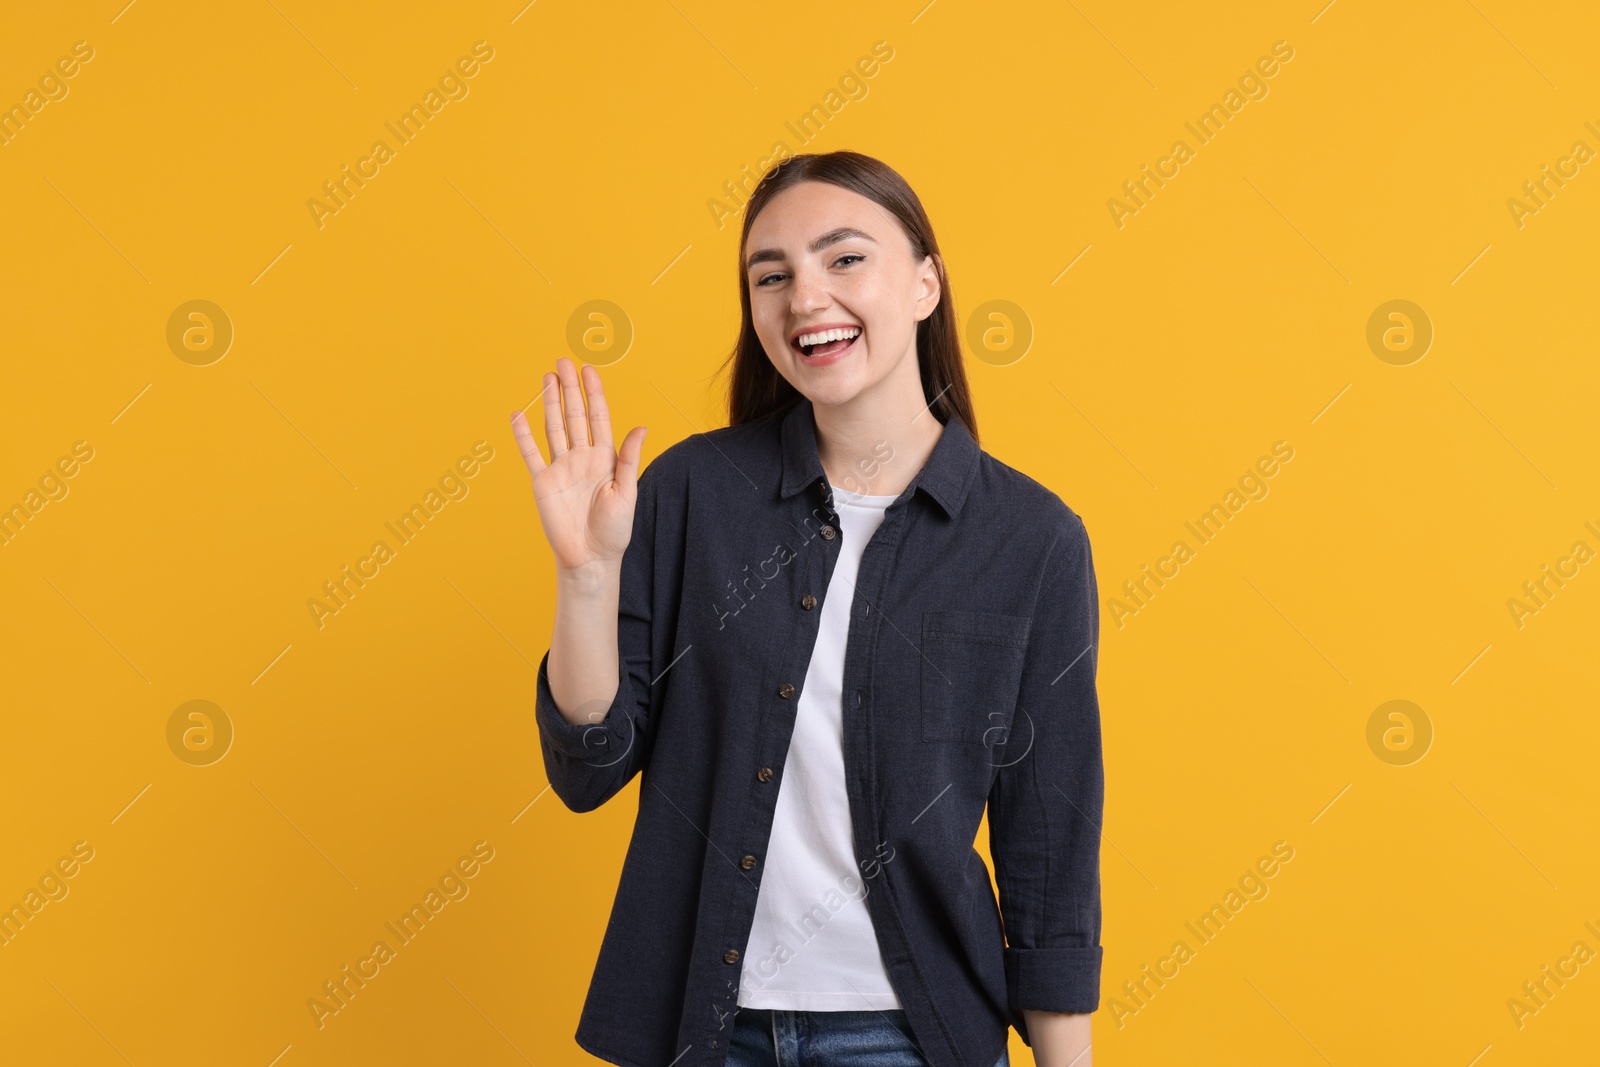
[716,151,979,445]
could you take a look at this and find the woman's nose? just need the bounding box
[789,268,830,313]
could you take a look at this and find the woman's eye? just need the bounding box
[754,254,860,287]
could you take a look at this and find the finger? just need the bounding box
[582,364,616,457]
[558,357,590,450]
[615,425,648,499]
[511,409,545,479]
[541,372,567,459]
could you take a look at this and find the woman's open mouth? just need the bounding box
[792,325,861,364]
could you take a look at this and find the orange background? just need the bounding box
[2,1,1597,1064]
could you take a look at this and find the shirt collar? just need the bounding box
[779,394,979,519]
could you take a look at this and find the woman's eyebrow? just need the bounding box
[746,227,877,271]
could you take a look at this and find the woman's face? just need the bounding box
[744,180,940,410]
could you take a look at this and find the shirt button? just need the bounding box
[740,854,758,870]
[724,949,740,963]
[821,525,836,540]
[801,594,817,610]
[778,683,795,698]
[758,767,774,782]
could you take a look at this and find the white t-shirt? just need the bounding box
[737,483,903,1011]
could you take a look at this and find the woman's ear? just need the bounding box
[914,253,942,322]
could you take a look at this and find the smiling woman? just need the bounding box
[732,172,966,432]
[515,150,1103,1067]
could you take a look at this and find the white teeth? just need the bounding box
[797,326,861,349]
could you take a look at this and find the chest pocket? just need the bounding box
[919,610,1032,744]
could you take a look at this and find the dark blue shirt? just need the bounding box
[535,395,1105,1067]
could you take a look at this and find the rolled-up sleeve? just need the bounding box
[988,513,1105,1014]
[534,457,666,814]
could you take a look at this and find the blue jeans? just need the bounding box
[725,1007,1010,1067]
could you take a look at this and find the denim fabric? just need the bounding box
[726,1007,1011,1067]
[538,395,1104,1067]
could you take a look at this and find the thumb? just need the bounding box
[615,426,647,497]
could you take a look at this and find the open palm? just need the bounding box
[511,358,648,574]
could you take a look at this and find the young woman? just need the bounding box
[513,151,1103,1067]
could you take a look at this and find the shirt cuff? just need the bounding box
[1004,945,1103,1014]
[534,647,633,761]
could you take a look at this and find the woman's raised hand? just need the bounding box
[511,358,648,575]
